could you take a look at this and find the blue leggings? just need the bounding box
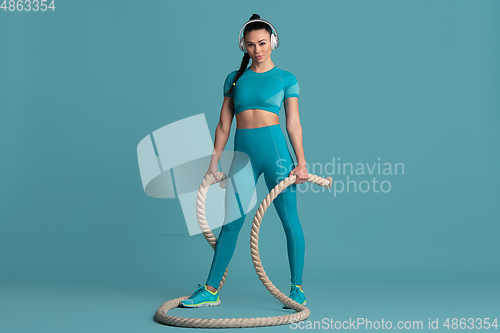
[205,124,305,289]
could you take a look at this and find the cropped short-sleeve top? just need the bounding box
[223,65,299,115]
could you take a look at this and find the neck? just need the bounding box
[249,59,275,73]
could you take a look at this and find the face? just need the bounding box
[244,29,272,64]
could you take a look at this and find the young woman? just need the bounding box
[179,14,308,309]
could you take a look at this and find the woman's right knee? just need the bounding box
[221,216,245,234]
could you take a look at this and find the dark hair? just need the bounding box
[226,13,273,96]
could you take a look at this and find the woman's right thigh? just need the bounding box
[223,146,261,228]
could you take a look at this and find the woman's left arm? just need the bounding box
[284,97,309,184]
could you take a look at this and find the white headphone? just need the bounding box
[238,18,280,53]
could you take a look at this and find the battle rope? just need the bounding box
[155,171,333,328]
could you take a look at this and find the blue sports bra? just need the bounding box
[223,65,299,115]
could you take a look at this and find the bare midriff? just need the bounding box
[236,109,280,129]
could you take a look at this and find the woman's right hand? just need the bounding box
[205,164,220,185]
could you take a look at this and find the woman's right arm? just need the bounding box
[206,96,235,183]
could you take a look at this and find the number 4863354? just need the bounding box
[1,0,56,11]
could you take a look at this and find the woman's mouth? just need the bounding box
[256,55,263,59]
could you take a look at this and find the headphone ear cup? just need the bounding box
[239,37,247,53]
[270,33,275,50]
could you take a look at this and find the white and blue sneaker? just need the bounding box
[179,284,221,308]
[283,284,306,309]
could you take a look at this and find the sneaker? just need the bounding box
[283,284,306,309]
[179,284,221,308]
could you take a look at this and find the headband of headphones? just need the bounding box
[238,18,280,53]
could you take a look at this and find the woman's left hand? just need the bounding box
[289,164,309,185]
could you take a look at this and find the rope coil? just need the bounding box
[155,171,333,328]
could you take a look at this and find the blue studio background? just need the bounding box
[1,1,499,332]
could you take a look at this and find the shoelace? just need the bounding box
[191,284,206,297]
[290,287,299,299]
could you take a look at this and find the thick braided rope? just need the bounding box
[155,171,333,328]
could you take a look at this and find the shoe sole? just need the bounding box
[179,299,221,308]
[283,300,306,309]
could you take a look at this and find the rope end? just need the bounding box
[325,177,333,189]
